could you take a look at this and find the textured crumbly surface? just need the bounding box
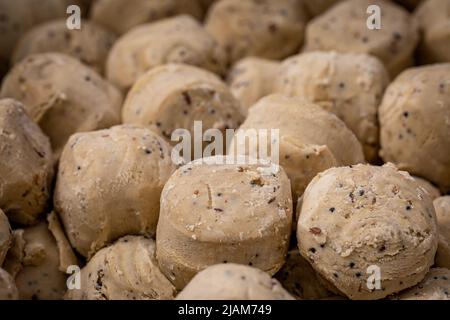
[177,263,294,300]
[66,236,176,300]
[47,212,78,273]
[412,176,441,200]
[0,53,122,158]
[156,156,293,290]
[434,196,450,268]
[2,220,76,300]
[230,94,365,202]
[379,64,450,192]
[303,0,418,77]
[415,0,450,63]
[274,51,389,162]
[0,99,53,225]
[275,249,332,299]
[0,209,12,266]
[297,163,438,299]
[54,125,175,258]
[205,0,308,64]
[91,0,205,35]
[106,15,226,90]
[390,268,450,300]
[227,57,280,113]
[0,268,18,300]
[12,19,117,74]
[122,64,244,145]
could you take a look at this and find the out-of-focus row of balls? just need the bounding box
[1,0,449,79]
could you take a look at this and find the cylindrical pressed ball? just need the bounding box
[106,15,226,90]
[66,236,176,300]
[205,0,308,64]
[230,94,365,202]
[390,268,450,300]
[303,0,418,77]
[297,163,438,299]
[379,64,450,192]
[415,0,450,64]
[156,156,293,290]
[90,0,205,35]
[0,99,53,225]
[274,51,389,163]
[122,63,244,146]
[12,19,117,74]
[176,263,294,300]
[0,53,122,158]
[54,125,176,258]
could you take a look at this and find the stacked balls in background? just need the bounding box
[0,0,449,300]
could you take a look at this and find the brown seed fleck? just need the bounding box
[182,91,191,105]
[392,185,399,194]
[250,177,264,186]
[309,227,322,235]
[268,23,277,33]
[393,32,402,41]
[349,192,355,202]
[33,147,45,158]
